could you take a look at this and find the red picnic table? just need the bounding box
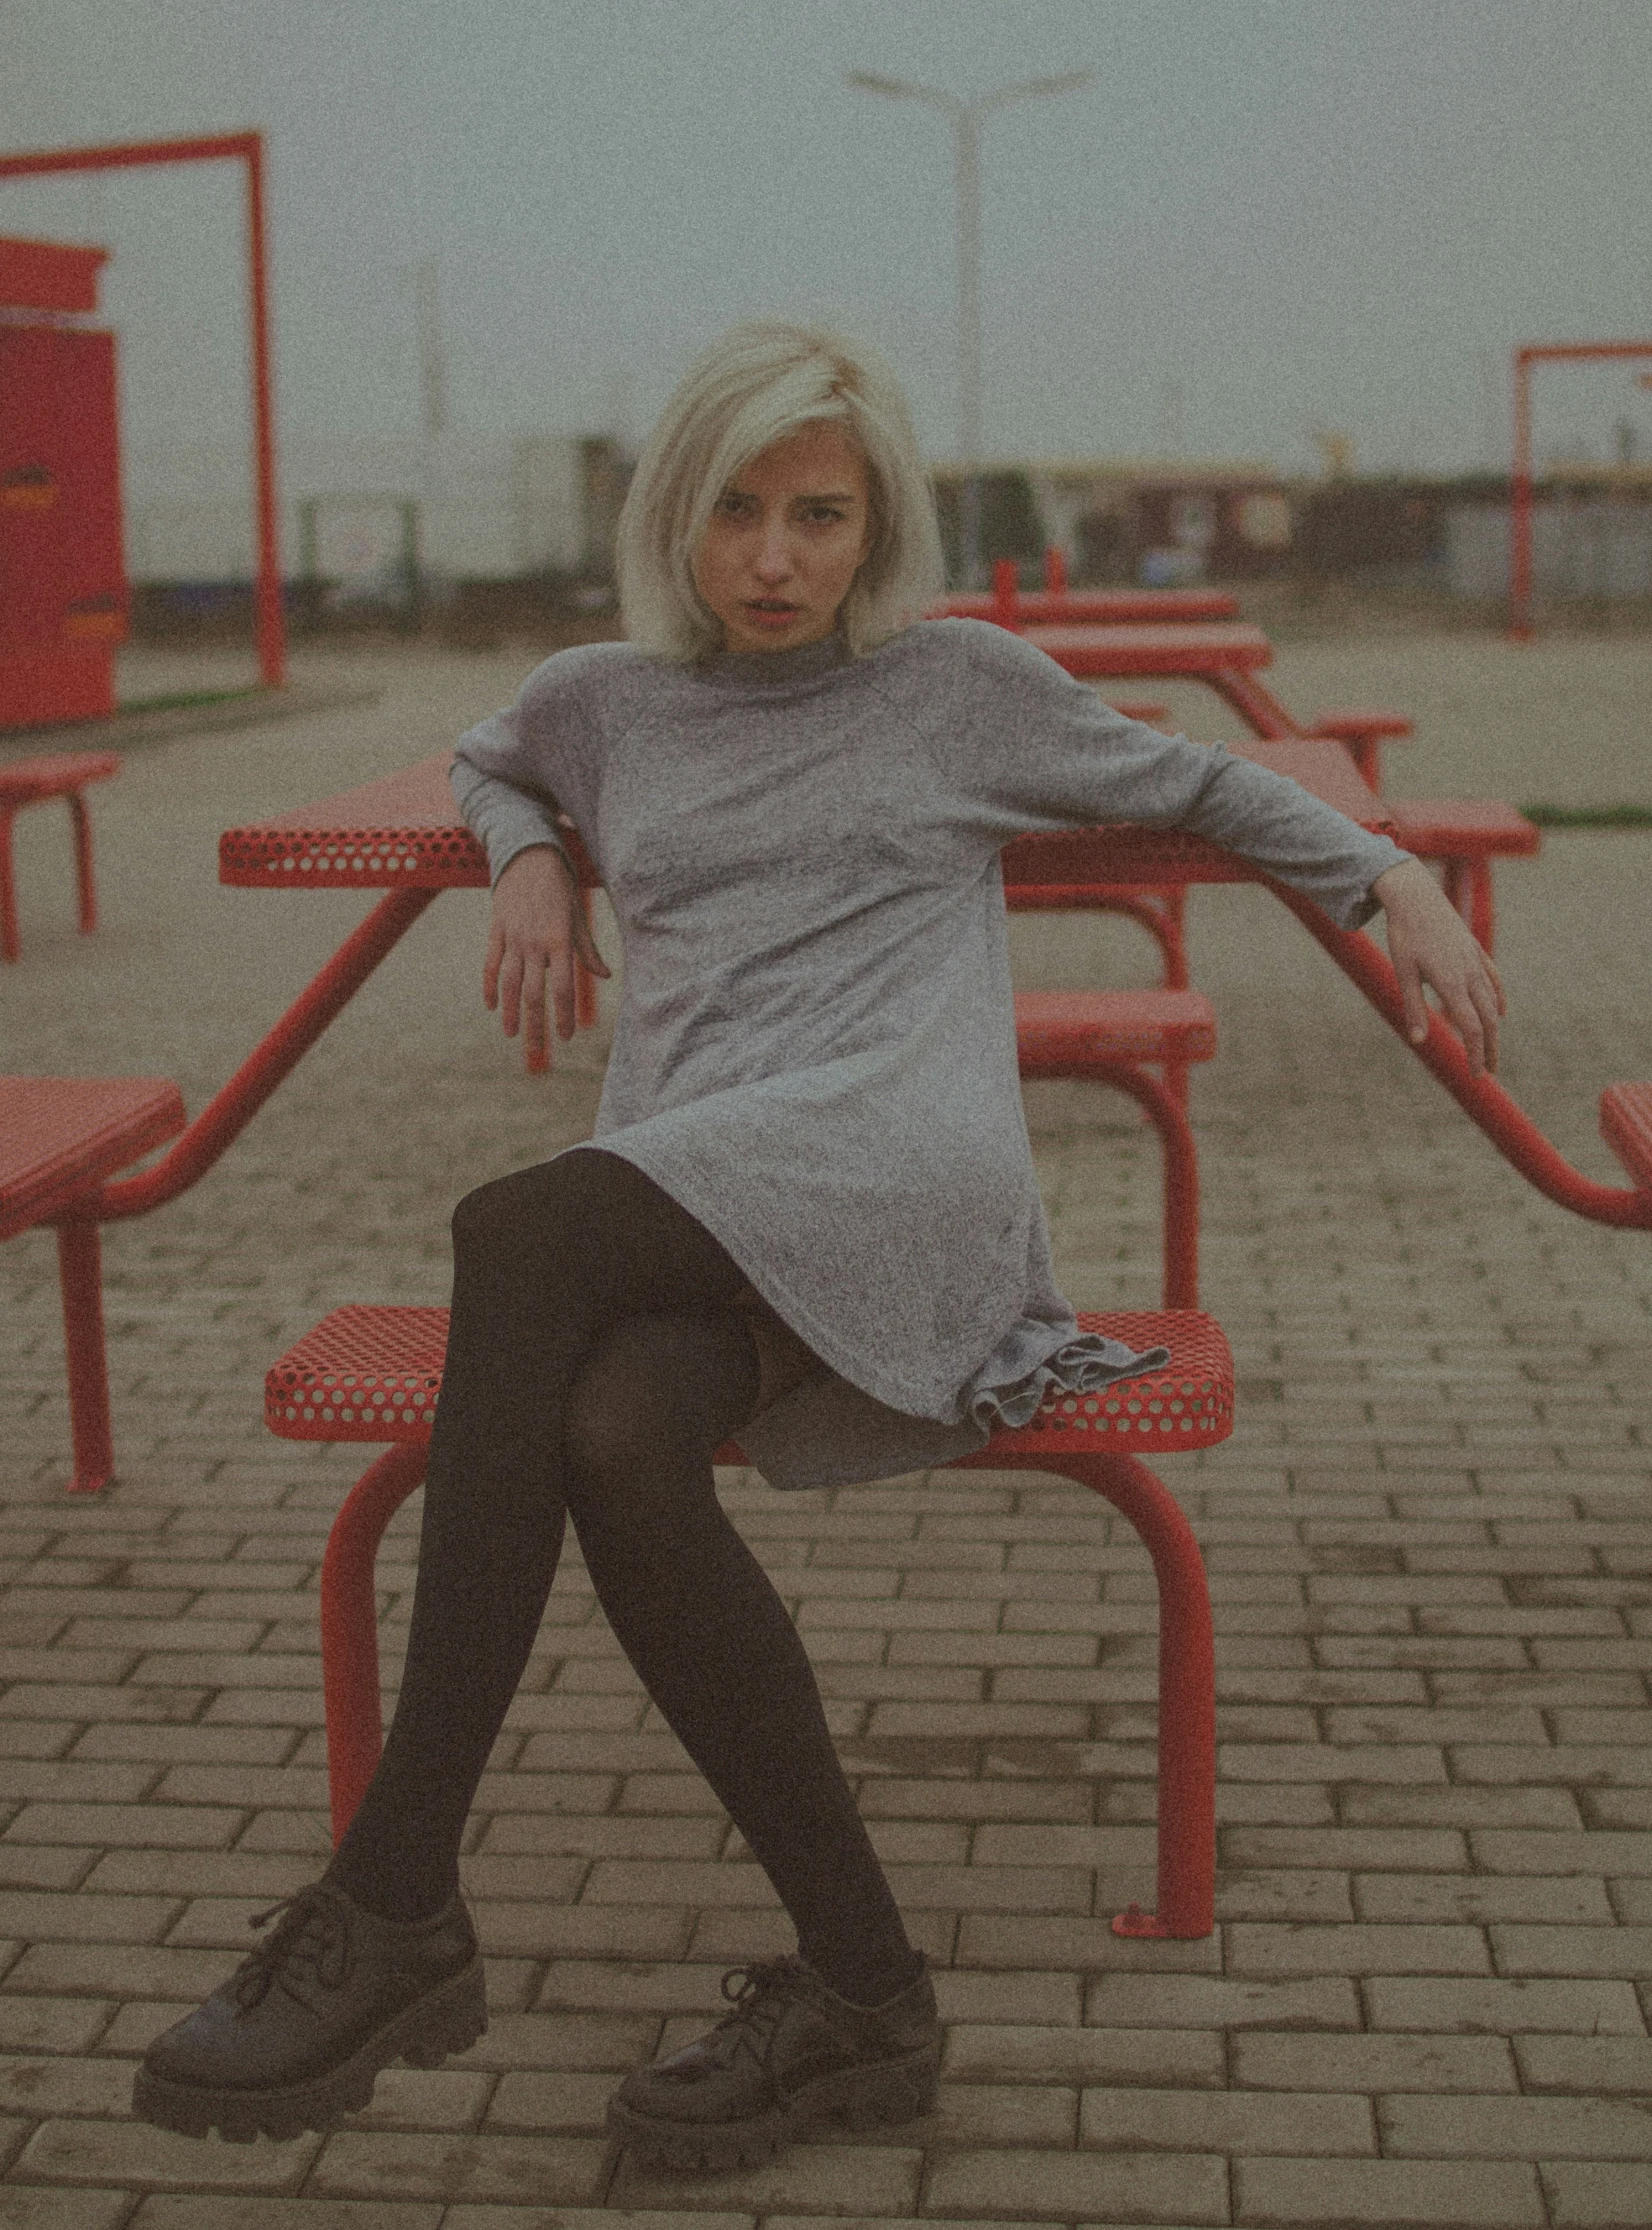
[939,587,1241,627]
[1022,622,1540,949]
[9,738,1639,1951]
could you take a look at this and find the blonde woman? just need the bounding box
[137,324,1501,2166]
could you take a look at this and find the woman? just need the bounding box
[135,324,1502,2166]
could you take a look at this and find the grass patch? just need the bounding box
[1521,803,1652,830]
[115,685,267,716]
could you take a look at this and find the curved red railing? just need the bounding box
[89,888,438,1222]
[1268,880,1652,1229]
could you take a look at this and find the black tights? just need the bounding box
[325,1148,918,2006]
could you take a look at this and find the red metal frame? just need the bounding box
[0,133,286,689]
[270,1300,1230,1938]
[1268,879,1652,1229]
[1014,988,1217,1304]
[0,1074,187,1491]
[215,757,1652,1233]
[0,752,119,961]
[1509,341,1652,642]
[89,888,436,1223]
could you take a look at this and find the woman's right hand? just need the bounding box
[483,845,611,1073]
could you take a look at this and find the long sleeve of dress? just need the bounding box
[449,645,622,885]
[907,620,1409,929]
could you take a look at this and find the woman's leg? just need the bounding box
[564,1314,919,2008]
[325,1148,756,1923]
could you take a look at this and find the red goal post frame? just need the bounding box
[0,132,286,688]
[1510,339,1652,642]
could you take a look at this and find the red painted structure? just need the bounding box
[1509,340,1652,640]
[0,240,127,727]
[0,133,285,689]
[0,750,121,960]
[264,1299,1233,1939]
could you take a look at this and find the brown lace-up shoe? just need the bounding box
[607,1953,939,2171]
[133,1880,485,2142]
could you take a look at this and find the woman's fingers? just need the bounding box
[521,946,551,1072]
[1396,948,1431,1049]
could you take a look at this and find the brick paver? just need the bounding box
[1,629,1650,2224]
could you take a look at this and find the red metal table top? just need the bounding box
[0,1074,187,1241]
[219,739,1392,896]
[938,589,1241,626]
[1380,798,1540,854]
[0,752,122,803]
[1022,623,1274,680]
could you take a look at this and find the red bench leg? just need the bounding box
[56,1219,115,1494]
[320,1442,429,1845]
[1036,1059,1200,1308]
[958,1443,1216,1937]
[1440,858,1497,955]
[67,791,98,935]
[0,807,19,964]
[1095,1450,1216,1938]
[321,1434,1217,1936]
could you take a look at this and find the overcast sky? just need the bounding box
[4,0,1651,477]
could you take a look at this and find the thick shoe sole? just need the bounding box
[131,1957,486,2143]
[607,2040,939,2174]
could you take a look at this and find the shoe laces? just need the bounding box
[232,1886,355,2010]
[705,1957,809,2068]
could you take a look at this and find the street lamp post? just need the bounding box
[848,67,1090,586]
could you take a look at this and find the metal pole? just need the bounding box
[845,70,1089,592]
[1509,347,1534,643]
[244,133,286,686]
[955,106,984,586]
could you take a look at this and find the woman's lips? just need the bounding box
[744,600,802,625]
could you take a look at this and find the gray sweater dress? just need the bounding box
[451,617,1407,1490]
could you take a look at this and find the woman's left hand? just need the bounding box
[1372,857,1506,1078]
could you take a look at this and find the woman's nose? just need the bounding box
[753,519,795,579]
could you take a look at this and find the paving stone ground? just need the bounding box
[1,628,1650,2229]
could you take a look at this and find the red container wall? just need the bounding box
[0,325,127,728]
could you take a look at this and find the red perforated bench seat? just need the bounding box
[0,1075,185,1243]
[1600,1084,1652,1193]
[266,1302,1234,1457]
[266,1298,1233,1940]
[0,1074,187,1493]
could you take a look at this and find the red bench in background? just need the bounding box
[1016,989,1217,1308]
[0,1075,187,1491]
[1382,797,1541,950]
[0,751,121,962]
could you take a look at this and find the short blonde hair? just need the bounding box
[617,321,945,660]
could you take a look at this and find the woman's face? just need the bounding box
[692,421,873,654]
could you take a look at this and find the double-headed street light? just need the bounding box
[847,67,1091,585]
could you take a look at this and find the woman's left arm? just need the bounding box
[1372,857,1505,1077]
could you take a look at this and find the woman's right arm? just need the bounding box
[483,845,610,1074]
[451,650,612,1074]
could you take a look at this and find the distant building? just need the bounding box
[929,457,1295,587]
[930,457,1652,599]
[124,430,630,606]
